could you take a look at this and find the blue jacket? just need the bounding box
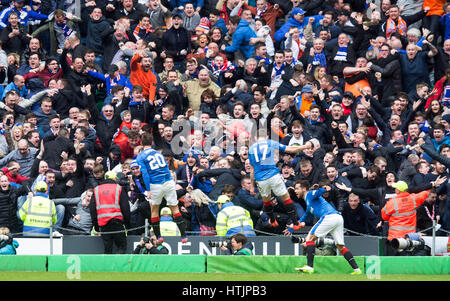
[2,82,29,99]
[215,18,228,35]
[0,7,47,29]
[225,19,257,59]
[87,71,133,95]
[440,13,450,41]
[0,239,18,255]
[237,188,262,212]
[299,188,339,223]
[274,15,323,42]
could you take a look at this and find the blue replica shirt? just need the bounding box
[136,147,172,189]
[248,139,286,181]
[299,188,339,223]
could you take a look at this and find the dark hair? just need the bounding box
[222,184,235,195]
[132,85,143,94]
[141,132,153,146]
[253,86,266,95]
[210,8,220,16]
[294,179,310,189]
[76,126,90,138]
[127,130,140,139]
[228,16,241,25]
[231,233,248,245]
[111,84,124,95]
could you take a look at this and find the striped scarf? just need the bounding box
[386,16,407,38]
[57,20,73,39]
[334,46,348,61]
[312,51,327,67]
[256,6,267,19]
[272,63,285,78]
[133,24,152,39]
[210,60,235,77]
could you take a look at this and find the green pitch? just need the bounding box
[0,272,449,281]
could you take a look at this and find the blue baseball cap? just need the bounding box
[130,160,139,169]
[302,84,313,93]
[292,8,305,16]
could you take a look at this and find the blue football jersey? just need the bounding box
[136,147,173,189]
[299,188,340,223]
[248,139,287,181]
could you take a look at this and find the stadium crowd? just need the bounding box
[0,0,449,242]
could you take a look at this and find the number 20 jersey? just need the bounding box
[136,147,173,189]
[249,139,287,182]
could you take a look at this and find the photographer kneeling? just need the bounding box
[0,227,18,255]
[133,235,169,254]
[219,233,254,255]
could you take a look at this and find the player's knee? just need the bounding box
[336,244,345,251]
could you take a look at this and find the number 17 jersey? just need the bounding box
[136,147,172,190]
[249,139,287,182]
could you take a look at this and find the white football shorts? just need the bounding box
[256,173,288,198]
[150,180,178,206]
[309,213,345,246]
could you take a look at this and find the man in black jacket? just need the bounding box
[196,157,243,201]
[60,45,89,94]
[342,193,381,235]
[161,12,190,71]
[86,84,130,155]
[0,174,28,233]
[50,79,88,119]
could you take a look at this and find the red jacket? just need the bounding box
[425,76,446,109]
[1,167,30,184]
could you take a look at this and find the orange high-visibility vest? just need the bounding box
[94,183,123,227]
[381,190,430,240]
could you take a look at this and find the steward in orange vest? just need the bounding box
[381,180,430,241]
[90,172,131,254]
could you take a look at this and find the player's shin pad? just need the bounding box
[283,198,299,225]
[263,201,276,223]
[342,248,359,269]
[306,241,315,267]
[151,217,161,238]
[174,214,187,237]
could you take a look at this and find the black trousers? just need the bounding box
[100,219,127,254]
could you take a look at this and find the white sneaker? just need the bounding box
[52,231,63,237]
[295,265,314,274]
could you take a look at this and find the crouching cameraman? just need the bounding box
[0,227,18,255]
[216,233,254,255]
[133,235,169,254]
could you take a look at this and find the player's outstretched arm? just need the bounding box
[284,140,313,154]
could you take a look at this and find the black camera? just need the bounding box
[291,236,306,244]
[142,236,151,244]
[0,233,13,248]
[208,239,230,248]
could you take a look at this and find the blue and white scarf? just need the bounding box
[312,51,327,67]
[56,20,73,39]
[334,46,348,62]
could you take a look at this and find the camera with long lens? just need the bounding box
[391,233,425,252]
[208,239,231,248]
[290,236,335,247]
[291,236,306,244]
[316,237,335,247]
